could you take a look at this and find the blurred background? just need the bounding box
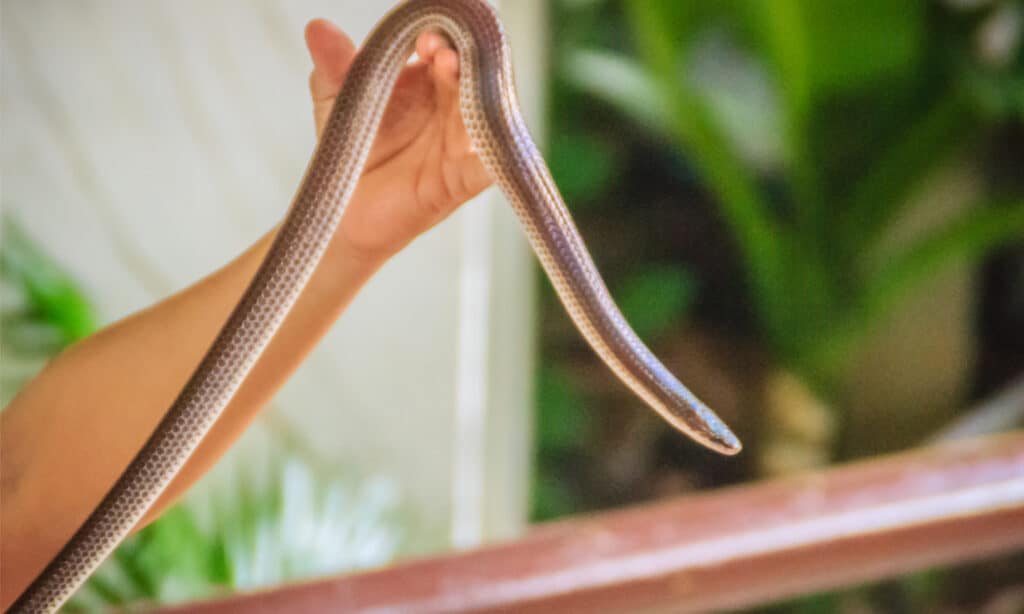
[2,0,1023,612]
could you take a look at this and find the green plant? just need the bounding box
[531,365,591,521]
[1,219,97,405]
[559,0,1024,392]
[66,456,402,612]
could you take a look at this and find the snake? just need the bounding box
[11,0,740,611]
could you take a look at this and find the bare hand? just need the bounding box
[305,19,492,262]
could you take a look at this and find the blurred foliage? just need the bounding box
[1,221,96,345]
[535,0,1024,501]
[534,0,1024,610]
[1,220,97,405]
[557,0,1024,390]
[617,265,697,340]
[66,457,401,612]
[547,132,619,205]
[1,218,402,611]
[532,365,591,520]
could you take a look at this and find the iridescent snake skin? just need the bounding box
[12,1,740,611]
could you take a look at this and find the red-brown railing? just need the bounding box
[159,432,1024,613]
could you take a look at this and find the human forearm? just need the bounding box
[0,190,385,606]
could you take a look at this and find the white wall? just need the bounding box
[2,0,543,555]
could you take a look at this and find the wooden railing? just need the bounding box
[159,432,1024,613]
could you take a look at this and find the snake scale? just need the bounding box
[11,1,739,611]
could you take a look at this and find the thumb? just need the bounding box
[305,19,357,137]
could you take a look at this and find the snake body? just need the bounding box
[12,1,739,611]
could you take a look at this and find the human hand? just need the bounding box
[305,19,492,263]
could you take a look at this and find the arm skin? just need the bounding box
[0,20,491,609]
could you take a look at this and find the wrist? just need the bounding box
[322,229,390,286]
[326,171,423,269]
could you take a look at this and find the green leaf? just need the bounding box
[1,218,99,406]
[748,0,925,240]
[809,201,1024,373]
[623,0,682,72]
[530,473,578,522]
[800,0,924,96]
[547,132,618,204]
[566,37,786,343]
[750,0,809,110]
[624,1,740,70]
[664,91,789,342]
[562,49,672,132]
[617,265,697,339]
[903,569,945,610]
[747,0,822,234]
[864,201,1024,301]
[687,31,784,169]
[624,6,789,337]
[841,91,975,256]
[536,366,590,453]
[75,574,127,608]
[1,219,97,346]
